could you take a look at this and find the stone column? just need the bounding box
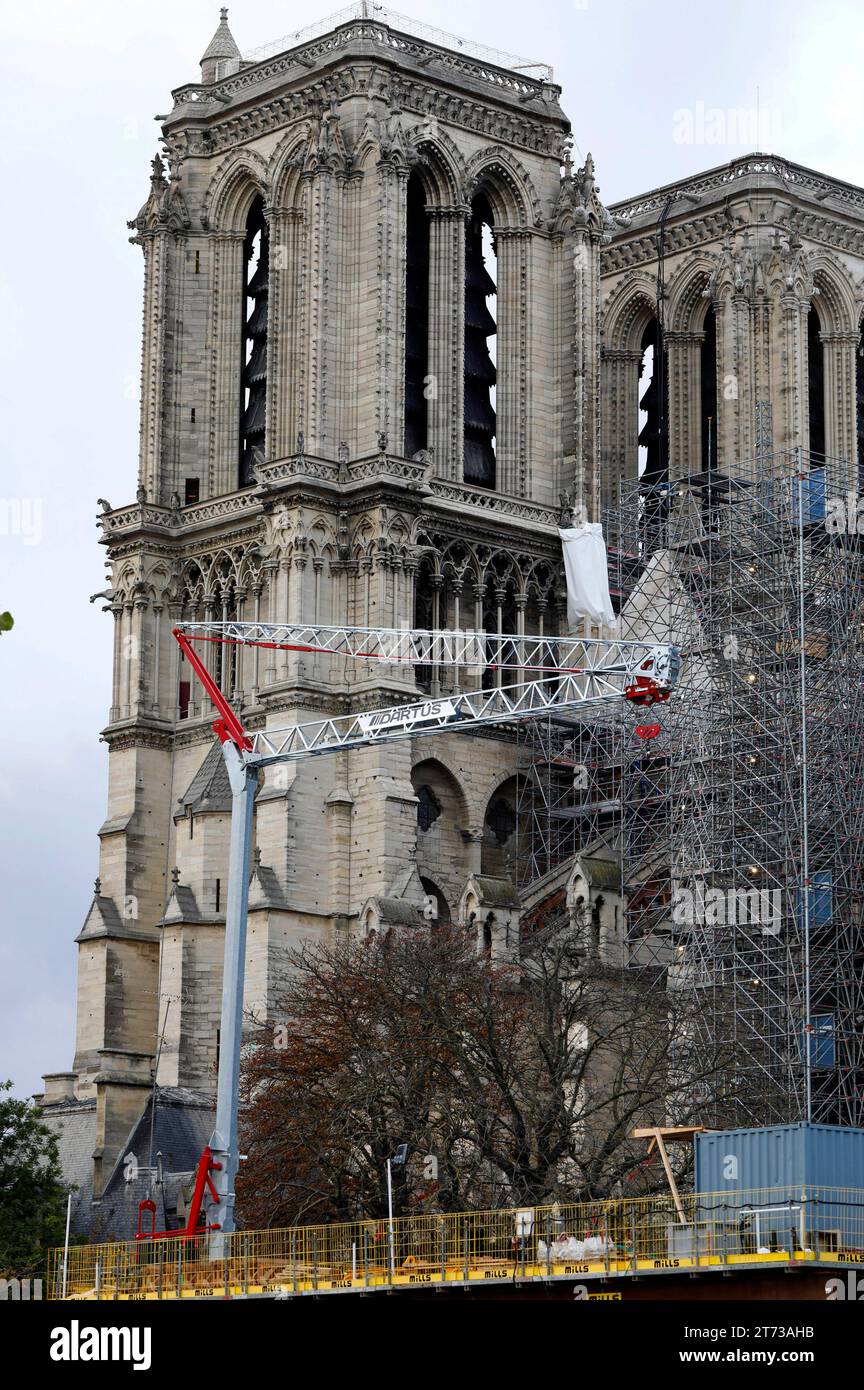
[473,582,484,633]
[494,586,507,688]
[451,577,463,693]
[137,231,169,502]
[263,564,279,685]
[250,584,263,701]
[600,348,642,508]
[429,575,443,695]
[665,330,703,478]
[150,602,162,715]
[570,229,603,518]
[280,557,303,681]
[427,208,467,478]
[200,595,215,714]
[403,555,419,632]
[728,291,754,467]
[495,229,531,497]
[167,600,182,720]
[267,208,303,461]
[515,593,527,638]
[466,826,484,875]
[207,230,246,496]
[299,152,351,458]
[822,331,858,480]
[122,603,134,719]
[372,160,409,456]
[780,293,809,454]
[110,606,123,722]
[233,588,246,702]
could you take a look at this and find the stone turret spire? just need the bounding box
[200,8,241,84]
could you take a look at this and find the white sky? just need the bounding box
[2,0,862,1098]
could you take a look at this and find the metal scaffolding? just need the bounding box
[518,443,864,1127]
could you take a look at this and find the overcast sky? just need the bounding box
[1,0,862,1099]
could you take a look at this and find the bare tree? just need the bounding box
[237,926,734,1228]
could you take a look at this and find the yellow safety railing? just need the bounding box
[48,1185,864,1299]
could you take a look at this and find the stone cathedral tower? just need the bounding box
[599,153,864,503]
[41,8,616,1213]
[39,10,864,1234]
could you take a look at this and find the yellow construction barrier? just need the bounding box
[47,1185,864,1300]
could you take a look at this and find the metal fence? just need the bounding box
[48,1185,864,1299]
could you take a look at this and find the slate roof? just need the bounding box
[472,876,521,907]
[41,1088,215,1242]
[178,739,233,814]
[200,10,241,63]
[76,887,160,944]
[162,880,204,924]
[371,897,425,926]
[578,856,622,891]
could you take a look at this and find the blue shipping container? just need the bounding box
[694,1123,864,1254]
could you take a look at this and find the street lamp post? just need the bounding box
[387,1144,408,1280]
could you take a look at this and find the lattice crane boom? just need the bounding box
[173,621,680,758]
[163,623,679,1253]
[176,619,672,677]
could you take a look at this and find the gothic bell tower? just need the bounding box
[52,9,610,1203]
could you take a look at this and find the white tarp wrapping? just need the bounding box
[558,522,616,628]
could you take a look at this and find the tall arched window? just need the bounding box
[404,171,430,458]
[700,304,718,471]
[638,317,665,484]
[464,194,497,487]
[808,306,826,460]
[239,196,269,487]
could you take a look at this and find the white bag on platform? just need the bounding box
[558,522,616,628]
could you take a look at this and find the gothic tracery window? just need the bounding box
[404,171,430,459]
[464,194,497,487]
[416,784,442,832]
[700,304,718,471]
[638,317,665,485]
[808,305,826,460]
[486,796,516,845]
[240,196,269,488]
